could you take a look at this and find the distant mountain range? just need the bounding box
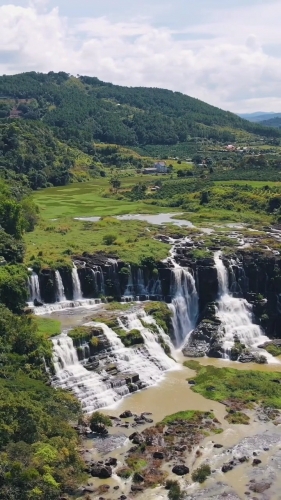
[238,112,281,123]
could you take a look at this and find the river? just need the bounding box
[47,305,281,500]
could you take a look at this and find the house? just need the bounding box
[143,168,157,174]
[154,161,168,173]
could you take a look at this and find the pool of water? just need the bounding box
[75,212,194,227]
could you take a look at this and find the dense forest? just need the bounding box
[0,71,280,148]
[0,71,281,189]
[261,117,281,129]
[0,180,84,499]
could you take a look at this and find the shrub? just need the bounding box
[89,411,112,432]
[191,464,211,483]
[166,480,184,500]
[103,234,117,245]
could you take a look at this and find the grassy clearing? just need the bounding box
[35,317,61,338]
[32,176,174,220]
[184,361,281,409]
[24,217,172,267]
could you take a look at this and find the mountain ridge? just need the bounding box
[0,71,280,150]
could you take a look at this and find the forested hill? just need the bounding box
[260,117,281,129]
[0,71,280,149]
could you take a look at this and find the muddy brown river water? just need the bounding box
[48,306,281,500]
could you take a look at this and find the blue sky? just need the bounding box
[0,0,280,112]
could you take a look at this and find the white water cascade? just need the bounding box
[33,299,102,316]
[116,310,176,376]
[55,270,66,302]
[28,272,41,303]
[72,265,82,300]
[123,265,135,299]
[169,263,199,347]
[51,311,176,412]
[214,252,275,361]
[52,333,125,412]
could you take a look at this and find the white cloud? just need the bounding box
[0,0,281,112]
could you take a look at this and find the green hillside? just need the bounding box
[0,71,280,151]
[261,117,281,128]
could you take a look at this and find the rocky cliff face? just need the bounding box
[34,248,281,343]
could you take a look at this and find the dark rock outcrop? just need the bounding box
[91,465,112,479]
[172,465,189,476]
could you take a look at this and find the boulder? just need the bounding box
[249,481,271,493]
[131,485,144,492]
[133,472,144,483]
[213,444,223,449]
[120,410,133,419]
[105,457,117,467]
[252,459,262,466]
[222,463,233,473]
[153,451,164,459]
[91,465,112,479]
[172,465,189,476]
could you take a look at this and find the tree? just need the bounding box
[109,177,121,193]
[89,412,112,434]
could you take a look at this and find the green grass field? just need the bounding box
[27,173,281,269]
[33,175,173,220]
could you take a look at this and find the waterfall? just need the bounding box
[137,268,148,295]
[55,271,66,302]
[72,265,82,300]
[90,266,105,295]
[32,299,102,316]
[116,310,176,375]
[51,311,176,412]
[124,265,135,298]
[214,252,273,360]
[28,272,41,303]
[169,265,199,347]
[52,333,125,413]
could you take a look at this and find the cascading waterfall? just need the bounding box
[116,310,176,374]
[33,299,102,316]
[51,311,176,412]
[55,270,66,302]
[214,252,274,360]
[72,265,82,300]
[123,265,135,298]
[136,268,148,296]
[169,263,199,347]
[28,272,41,303]
[52,333,125,412]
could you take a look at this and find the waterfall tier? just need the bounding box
[51,311,176,413]
[28,273,41,303]
[169,265,199,347]
[214,252,274,361]
[55,271,66,302]
[72,266,83,300]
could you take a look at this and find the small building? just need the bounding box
[154,161,168,173]
[143,168,157,174]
